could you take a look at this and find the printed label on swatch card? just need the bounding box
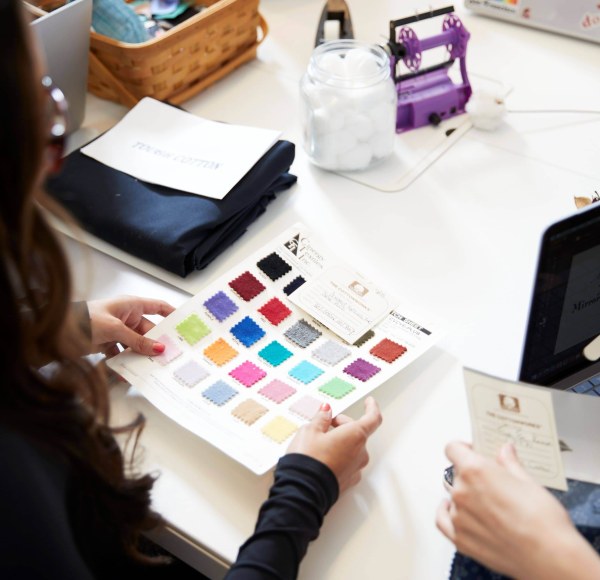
[377,311,433,346]
[289,265,397,344]
[276,225,399,343]
[279,228,327,276]
[464,368,567,491]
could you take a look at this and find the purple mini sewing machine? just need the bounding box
[387,5,472,133]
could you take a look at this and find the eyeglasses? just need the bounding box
[42,75,68,174]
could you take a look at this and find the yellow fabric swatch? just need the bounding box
[262,416,298,444]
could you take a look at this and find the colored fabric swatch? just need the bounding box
[370,338,407,363]
[230,316,266,347]
[289,395,322,420]
[353,329,375,347]
[284,319,321,348]
[344,358,381,382]
[176,314,211,345]
[283,276,306,296]
[258,379,296,403]
[203,291,238,322]
[155,334,182,365]
[262,416,298,444]
[289,360,324,384]
[258,297,292,326]
[229,361,267,387]
[173,360,209,387]
[256,252,292,281]
[312,340,351,366]
[202,380,238,406]
[204,338,238,366]
[231,399,268,425]
[258,341,293,367]
[319,377,355,399]
[228,271,266,302]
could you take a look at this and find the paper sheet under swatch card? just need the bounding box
[464,368,567,491]
[108,224,441,474]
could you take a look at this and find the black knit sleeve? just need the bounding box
[225,453,339,580]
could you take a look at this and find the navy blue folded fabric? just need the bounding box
[46,140,297,277]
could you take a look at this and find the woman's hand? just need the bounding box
[287,397,382,493]
[436,441,600,580]
[87,296,175,357]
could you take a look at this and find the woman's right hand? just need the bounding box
[436,441,600,580]
[287,397,382,493]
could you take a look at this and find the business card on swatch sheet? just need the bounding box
[288,263,398,344]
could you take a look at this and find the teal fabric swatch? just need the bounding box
[258,341,293,367]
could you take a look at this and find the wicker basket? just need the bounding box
[27,0,267,107]
[89,0,267,106]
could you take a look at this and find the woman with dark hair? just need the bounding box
[0,1,382,577]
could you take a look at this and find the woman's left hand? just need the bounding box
[87,296,175,357]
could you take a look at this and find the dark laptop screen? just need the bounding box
[520,203,600,387]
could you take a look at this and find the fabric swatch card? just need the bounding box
[108,224,441,474]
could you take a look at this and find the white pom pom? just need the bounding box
[315,129,357,160]
[345,113,375,141]
[371,130,395,158]
[344,48,380,77]
[312,107,345,134]
[367,104,396,132]
[318,52,347,77]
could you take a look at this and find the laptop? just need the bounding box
[520,202,600,394]
[30,0,92,134]
[464,0,600,45]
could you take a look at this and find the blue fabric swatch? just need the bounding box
[230,316,266,347]
[202,380,238,406]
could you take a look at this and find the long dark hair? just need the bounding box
[0,0,161,565]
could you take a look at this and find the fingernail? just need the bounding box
[320,402,331,412]
[152,342,165,353]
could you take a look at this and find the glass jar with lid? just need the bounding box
[300,39,397,172]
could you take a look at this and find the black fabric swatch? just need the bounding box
[257,252,292,281]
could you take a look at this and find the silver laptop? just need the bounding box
[30,0,92,134]
[520,202,600,393]
[465,0,600,44]
[517,204,600,484]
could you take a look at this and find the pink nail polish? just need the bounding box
[320,402,331,412]
[152,342,165,353]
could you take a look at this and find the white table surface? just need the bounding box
[63,1,600,577]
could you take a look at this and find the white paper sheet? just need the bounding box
[108,224,442,474]
[81,97,281,199]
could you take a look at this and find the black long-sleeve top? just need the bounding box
[0,423,338,579]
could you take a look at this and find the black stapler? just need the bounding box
[314,0,354,46]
